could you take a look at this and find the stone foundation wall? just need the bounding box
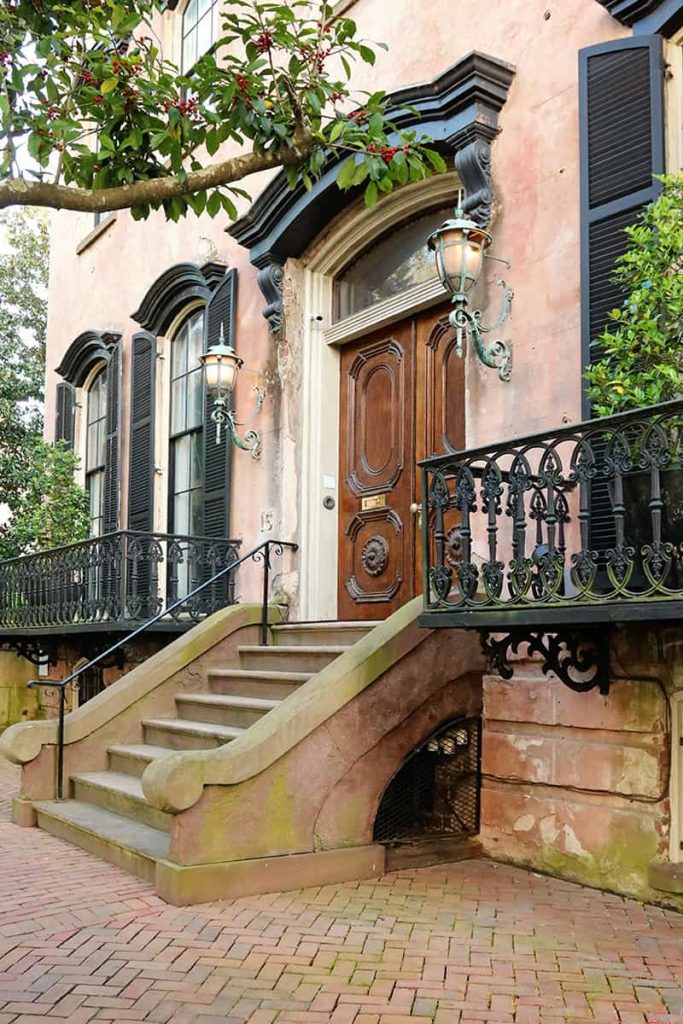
[479,634,678,904]
[0,652,38,731]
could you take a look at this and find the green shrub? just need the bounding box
[585,172,683,417]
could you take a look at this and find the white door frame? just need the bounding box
[296,175,458,621]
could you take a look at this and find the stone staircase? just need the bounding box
[32,621,374,881]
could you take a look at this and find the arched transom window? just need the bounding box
[182,0,219,74]
[169,309,205,538]
[85,367,108,537]
[333,206,453,322]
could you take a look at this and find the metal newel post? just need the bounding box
[57,684,66,802]
[261,541,271,647]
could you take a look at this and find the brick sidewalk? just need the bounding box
[0,756,681,1024]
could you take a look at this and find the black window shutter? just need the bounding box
[202,269,237,539]
[102,338,122,534]
[128,332,157,532]
[55,382,76,450]
[579,36,665,552]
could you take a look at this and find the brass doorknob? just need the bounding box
[410,502,423,528]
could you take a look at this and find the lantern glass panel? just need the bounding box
[438,229,485,294]
[203,352,239,395]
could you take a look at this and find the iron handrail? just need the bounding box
[27,538,298,801]
[0,528,242,567]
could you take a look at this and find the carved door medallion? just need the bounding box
[338,306,465,621]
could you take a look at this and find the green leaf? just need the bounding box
[100,78,119,95]
[364,181,378,207]
[207,191,222,217]
[337,156,357,190]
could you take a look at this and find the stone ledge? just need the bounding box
[155,844,386,906]
[11,796,36,827]
[649,861,683,895]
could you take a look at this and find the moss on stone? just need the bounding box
[541,818,660,900]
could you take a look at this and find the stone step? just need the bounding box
[108,743,173,779]
[71,771,173,833]
[270,621,375,647]
[237,644,348,673]
[176,693,281,728]
[143,716,245,751]
[207,668,310,700]
[34,800,169,883]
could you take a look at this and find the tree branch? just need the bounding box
[0,135,316,212]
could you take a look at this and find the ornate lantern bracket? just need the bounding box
[428,201,514,382]
[210,386,265,458]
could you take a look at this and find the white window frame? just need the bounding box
[180,0,219,75]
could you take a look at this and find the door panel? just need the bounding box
[338,307,465,621]
[339,323,415,620]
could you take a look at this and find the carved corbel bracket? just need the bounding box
[454,138,493,228]
[257,259,285,334]
[480,628,611,695]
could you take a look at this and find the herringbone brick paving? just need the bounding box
[0,756,681,1023]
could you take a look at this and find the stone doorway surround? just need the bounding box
[228,51,516,621]
[298,176,458,620]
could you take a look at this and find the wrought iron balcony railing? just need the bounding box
[419,402,683,691]
[0,530,241,633]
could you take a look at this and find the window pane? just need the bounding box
[198,0,212,17]
[333,207,453,321]
[172,324,187,379]
[188,311,204,365]
[190,430,203,488]
[98,423,106,468]
[88,471,103,535]
[86,423,99,471]
[171,377,187,434]
[187,368,203,430]
[173,434,191,492]
[190,486,203,537]
[173,491,190,536]
[185,0,198,28]
[196,14,213,58]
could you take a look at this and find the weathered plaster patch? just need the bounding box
[513,813,535,832]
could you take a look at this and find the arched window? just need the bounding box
[182,0,219,74]
[169,309,205,539]
[85,367,108,537]
[333,206,453,322]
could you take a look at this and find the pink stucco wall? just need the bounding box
[45,0,629,609]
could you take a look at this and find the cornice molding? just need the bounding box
[131,261,226,335]
[230,50,515,266]
[596,0,683,30]
[229,50,515,332]
[56,331,121,388]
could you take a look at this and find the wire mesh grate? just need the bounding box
[75,666,105,706]
[373,717,481,845]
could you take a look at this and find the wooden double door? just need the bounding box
[338,306,465,621]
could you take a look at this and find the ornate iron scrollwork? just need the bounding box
[480,628,611,695]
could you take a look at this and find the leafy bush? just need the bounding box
[0,441,90,560]
[585,172,683,417]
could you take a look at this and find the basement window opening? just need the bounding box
[373,716,481,845]
[75,665,105,707]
